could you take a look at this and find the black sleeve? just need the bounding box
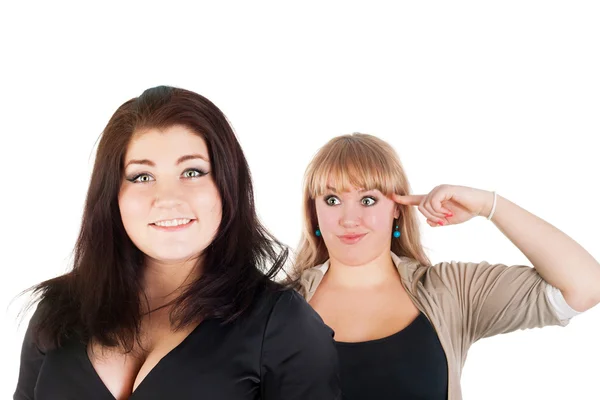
[14,304,46,400]
[260,290,341,400]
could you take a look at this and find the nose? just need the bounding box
[153,179,184,209]
[340,202,361,228]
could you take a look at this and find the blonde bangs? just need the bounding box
[306,134,406,198]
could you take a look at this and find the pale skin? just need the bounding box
[88,125,222,399]
[309,251,422,343]
[310,184,600,343]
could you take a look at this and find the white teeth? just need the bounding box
[154,218,191,227]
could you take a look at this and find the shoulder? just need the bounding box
[418,260,544,293]
[259,288,338,376]
[295,265,328,302]
[393,253,535,291]
[258,286,335,342]
[19,298,51,354]
[266,287,330,327]
[256,289,341,398]
[409,260,572,324]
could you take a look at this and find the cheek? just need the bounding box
[189,185,222,223]
[118,186,151,224]
[363,209,393,231]
[315,203,339,229]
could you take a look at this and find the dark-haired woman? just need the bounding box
[14,86,340,400]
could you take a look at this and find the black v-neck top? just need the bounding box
[335,312,448,400]
[14,289,341,400]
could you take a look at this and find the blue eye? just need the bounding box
[325,196,340,206]
[361,197,376,206]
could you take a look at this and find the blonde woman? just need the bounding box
[292,133,600,400]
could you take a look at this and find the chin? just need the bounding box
[330,247,384,267]
[330,253,367,267]
[143,247,204,265]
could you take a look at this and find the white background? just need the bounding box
[1,1,598,399]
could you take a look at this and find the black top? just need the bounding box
[335,312,448,400]
[14,289,341,400]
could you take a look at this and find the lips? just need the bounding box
[337,233,367,244]
[150,218,196,232]
[152,218,193,227]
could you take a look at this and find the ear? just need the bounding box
[393,205,401,219]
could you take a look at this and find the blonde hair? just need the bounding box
[291,133,430,280]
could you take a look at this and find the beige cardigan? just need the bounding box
[297,252,571,400]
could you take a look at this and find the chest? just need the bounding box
[34,318,263,400]
[335,313,449,400]
[87,319,199,399]
[310,283,421,342]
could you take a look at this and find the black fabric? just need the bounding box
[335,312,448,400]
[14,289,341,400]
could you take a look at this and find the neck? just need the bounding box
[141,256,202,311]
[326,251,400,289]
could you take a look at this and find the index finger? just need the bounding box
[392,194,424,206]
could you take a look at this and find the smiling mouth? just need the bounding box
[150,218,196,230]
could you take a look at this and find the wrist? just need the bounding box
[478,190,497,219]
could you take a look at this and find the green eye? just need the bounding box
[361,197,376,206]
[128,173,153,183]
[325,196,340,206]
[182,169,208,178]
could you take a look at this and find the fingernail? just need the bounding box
[438,220,445,226]
[446,212,453,217]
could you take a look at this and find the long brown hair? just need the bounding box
[23,86,288,350]
[291,133,430,280]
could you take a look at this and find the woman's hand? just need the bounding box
[393,184,495,227]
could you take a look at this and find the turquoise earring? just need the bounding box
[315,227,321,237]
[393,221,401,238]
